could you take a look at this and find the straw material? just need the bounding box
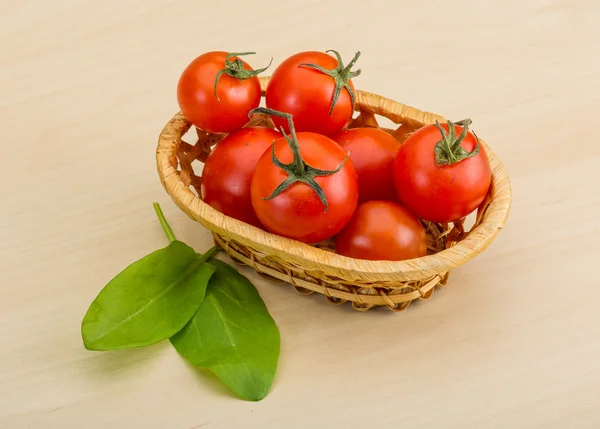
[156,77,512,311]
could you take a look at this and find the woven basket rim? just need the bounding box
[156,77,512,281]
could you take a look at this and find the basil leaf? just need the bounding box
[170,259,280,401]
[81,241,215,351]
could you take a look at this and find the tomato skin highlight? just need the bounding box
[200,127,280,228]
[177,51,261,133]
[265,51,355,136]
[393,122,492,223]
[251,132,359,244]
[332,127,400,203]
[335,200,427,261]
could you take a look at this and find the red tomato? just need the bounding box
[332,127,400,203]
[393,119,492,223]
[335,200,427,261]
[250,120,358,244]
[265,50,361,136]
[177,51,269,134]
[201,127,280,228]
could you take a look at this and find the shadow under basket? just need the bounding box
[156,77,512,312]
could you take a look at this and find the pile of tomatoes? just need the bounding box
[177,50,492,262]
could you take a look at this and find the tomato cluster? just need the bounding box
[177,50,492,262]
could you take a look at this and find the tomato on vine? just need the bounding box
[265,50,361,136]
[177,51,271,133]
[201,127,281,228]
[393,119,492,223]
[249,108,359,244]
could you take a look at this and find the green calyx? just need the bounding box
[249,107,348,212]
[213,52,272,101]
[299,49,361,115]
[434,119,481,166]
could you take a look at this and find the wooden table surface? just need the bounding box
[2,1,599,427]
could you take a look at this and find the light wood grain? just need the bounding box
[1,0,599,428]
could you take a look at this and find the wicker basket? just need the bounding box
[156,77,512,311]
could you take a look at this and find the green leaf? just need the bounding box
[81,241,216,351]
[170,259,280,401]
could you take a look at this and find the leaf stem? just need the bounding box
[153,202,176,243]
[198,246,218,263]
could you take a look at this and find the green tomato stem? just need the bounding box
[298,49,361,115]
[248,107,348,212]
[153,202,176,243]
[213,52,272,101]
[433,119,480,166]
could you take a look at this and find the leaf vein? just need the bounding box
[88,257,203,345]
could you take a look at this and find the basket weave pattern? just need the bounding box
[156,77,511,311]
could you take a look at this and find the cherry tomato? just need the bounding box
[332,127,400,203]
[335,200,427,261]
[393,119,492,223]
[201,127,280,228]
[177,51,269,134]
[265,50,361,136]
[250,109,358,244]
